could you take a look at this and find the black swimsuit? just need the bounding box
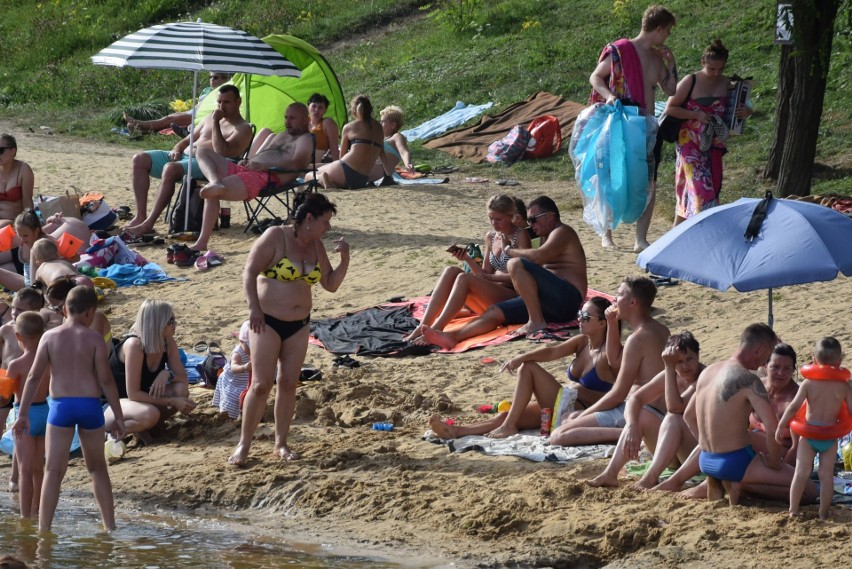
[264,314,310,341]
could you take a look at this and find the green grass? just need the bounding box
[0,0,849,206]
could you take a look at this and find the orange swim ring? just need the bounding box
[789,365,852,440]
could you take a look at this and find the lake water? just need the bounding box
[0,494,442,568]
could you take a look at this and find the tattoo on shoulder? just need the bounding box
[720,370,767,402]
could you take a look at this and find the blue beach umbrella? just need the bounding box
[637,192,852,327]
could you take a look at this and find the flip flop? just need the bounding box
[193,341,208,353]
[208,341,224,356]
[527,330,561,342]
[332,355,360,369]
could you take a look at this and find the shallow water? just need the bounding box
[0,494,435,568]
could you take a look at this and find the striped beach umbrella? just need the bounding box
[92,21,300,231]
[91,21,300,77]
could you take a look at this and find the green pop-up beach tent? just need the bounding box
[196,34,346,133]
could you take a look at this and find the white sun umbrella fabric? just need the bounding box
[92,21,300,230]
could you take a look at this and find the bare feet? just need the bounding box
[403,325,423,343]
[585,472,620,488]
[631,476,657,491]
[422,326,457,350]
[273,445,300,461]
[651,477,682,493]
[513,322,546,338]
[428,415,458,439]
[679,481,708,501]
[8,480,18,493]
[123,221,155,237]
[602,230,616,249]
[633,239,650,253]
[123,113,138,131]
[485,425,518,439]
[228,443,249,466]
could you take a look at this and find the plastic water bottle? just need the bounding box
[104,438,127,460]
[371,422,394,431]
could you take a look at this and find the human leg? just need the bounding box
[462,273,520,314]
[104,399,160,435]
[125,159,186,235]
[272,323,311,460]
[816,443,837,520]
[634,180,655,253]
[229,323,280,466]
[38,424,75,532]
[652,445,701,493]
[634,414,695,490]
[788,441,814,517]
[195,147,232,184]
[421,305,507,350]
[488,363,560,439]
[505,257,546,334]
[740,453,812,506]
[128,152,156,227]
[0,268,24,293]
[428,413,508,439]
[587,408,663,487]
[404,266,464,342]
[430,272,506,332]
[77,426,116,530]
[190,170,254,251]
[15,432,35,517]
[549,408,623,447]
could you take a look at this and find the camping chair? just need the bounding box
[241,133,318,233]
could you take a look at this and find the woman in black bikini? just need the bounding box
[305,94,384,189]
[104,300,195,444]
[230,192,349,466]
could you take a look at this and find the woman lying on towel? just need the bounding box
[405,194,531,345]
[305,94,384,190]
[428,297,620,440]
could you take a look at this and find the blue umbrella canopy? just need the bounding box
[637,193,852,326]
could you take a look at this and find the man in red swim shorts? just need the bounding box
[188,102,314,251]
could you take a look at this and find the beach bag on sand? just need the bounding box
[525,115,562,159]
[197,353,227,388]
[37,190,82,220]
[168,179,204,234]
[82,198,118,231]
[486,125,531,166]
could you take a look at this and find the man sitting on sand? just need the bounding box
[124,84,253,237]
[185,102,314,252]
[549,276,669,446]
[422,196,587,349]
[690,322,816,505]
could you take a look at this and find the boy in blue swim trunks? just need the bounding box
[8,312,48,519]
[13,286,125,532]
[777,337,852,520]
[690,323,816,506]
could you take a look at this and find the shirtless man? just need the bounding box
[689,323,816,505]
[589,5,678,251]
[124,84,253,236]
[422,196,587,349]
[550,276,669,446]
[186,102,313,252]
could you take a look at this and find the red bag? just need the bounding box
[524,115,562,159]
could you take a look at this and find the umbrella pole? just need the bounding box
[246,73,251,123]
[184,70,199,232]
[768,288,774,329]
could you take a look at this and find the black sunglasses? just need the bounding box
[529,212,550,224]
[577,310,603,322]
[0,147,13,154]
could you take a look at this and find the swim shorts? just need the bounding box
[594,402,627,428]
[14,400,49,437]
[805,437,837,454]
[495,259,584,324]
[145,151,205,180]
[226,162,273,200]
[699,445,756,482]
[48,397,105,430]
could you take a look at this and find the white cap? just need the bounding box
[239,320,251,345]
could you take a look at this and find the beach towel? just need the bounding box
[424,429,614,463]
[423,92,585,163]
[402,101,494,141]
[589,38,646,112]
[372,172,449,187]
[99,262,186,286]
[309,289,614,356]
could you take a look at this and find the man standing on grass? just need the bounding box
[588,5,678,252]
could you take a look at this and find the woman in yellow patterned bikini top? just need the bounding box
[233,192,349,467]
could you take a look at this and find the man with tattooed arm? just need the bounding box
[686,323,817,505]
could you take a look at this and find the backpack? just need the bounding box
[525,115,562,159]
[197,353,227,388]
[485,125,531,166]
[168,178,205,234]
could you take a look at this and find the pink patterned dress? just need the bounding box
[675,96,728,219]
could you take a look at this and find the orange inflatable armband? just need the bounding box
[56,232,84,259]
[0,369,17,399]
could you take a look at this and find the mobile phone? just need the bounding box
[446,244,462,254]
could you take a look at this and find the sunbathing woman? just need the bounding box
[429,297,620,439]
[0,134,34,225]
[305,94,384,189]
[230,192,349,466]
[370,105,414,181]
[405,194,531,344]
[308,92,340,163]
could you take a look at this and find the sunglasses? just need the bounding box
[577,310,602,322]
[167,316,176,326]
[0,147,13,154]
[528,212,550,224]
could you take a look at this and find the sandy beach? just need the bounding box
[2,122,851,568]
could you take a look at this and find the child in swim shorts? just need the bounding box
[12,286,125,531]
[776,337,852,520]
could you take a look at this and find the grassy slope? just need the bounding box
[0,0,849,208]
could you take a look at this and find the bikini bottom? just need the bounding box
[263,314,310,342]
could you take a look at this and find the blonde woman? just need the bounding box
[370,105,413,181]
[406,195,531,344]
[105,300,195,443]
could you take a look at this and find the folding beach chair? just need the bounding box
[241,133,318,233]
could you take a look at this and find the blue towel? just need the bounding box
[402,101,493,142]
[99,263,185,286]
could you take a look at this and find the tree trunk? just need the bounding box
[775,0,839,197]
[762,44,794,180]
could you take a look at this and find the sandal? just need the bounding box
[332,355,360,369]
[208,341,224,356]
[527,330,561,342]
[193,341,208,353]
[174,247,201,267]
